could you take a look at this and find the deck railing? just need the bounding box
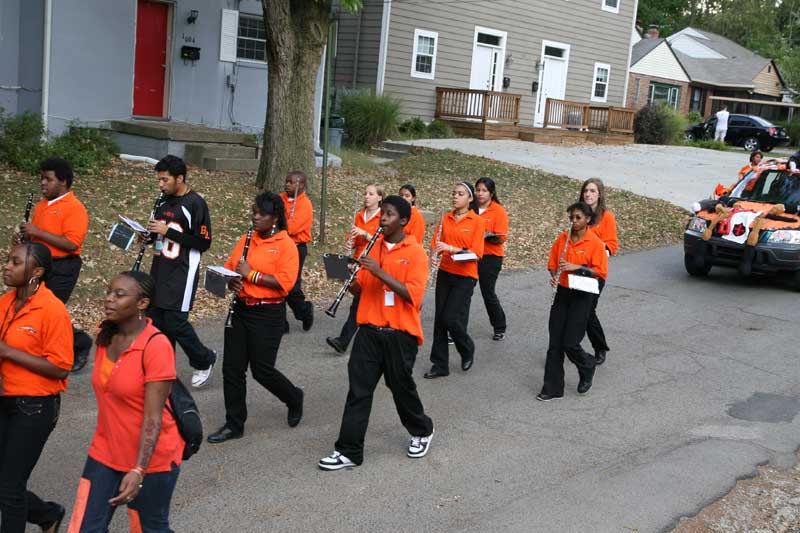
[544,98,634,133]
[435,87,522,125]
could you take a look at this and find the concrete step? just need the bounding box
[185,143,257,166]
[370,148,408,160]
[381,141,412,152]
[109,120,258,146]
[202,157,260,172]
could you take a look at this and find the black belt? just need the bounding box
[363,324,398,333]
[52,255,80,262]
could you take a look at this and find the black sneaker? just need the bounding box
[70,350,89,373]
[407,430,434,458]
[594,350,607,366]
[492,332,505,341]
[319,451,357,471]
[536,392,564,402]
[447,335,455,345]
[302,308,314,332]
[577,368,596,395]
[288,389,303,427]
[326,336,347,354]
[40,503,65,533]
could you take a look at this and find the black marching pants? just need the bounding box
[541,286,597,397]
[477,254,507,334]
[48,256,92,359]
[286,243,313,322]
[586,278,609,353]
[429,270,477,373]
[335,294,360,348]
[222,301,301,433]
[0,395,62,533]
[335,326,433,465]
[149,307,216,371]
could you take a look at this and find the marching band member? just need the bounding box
[147,155,216,389]
[738,151,763,180]
[326,184,385,355]
[537,202,607,401]
[281,171,315,333]
[0,243,72,533]
[399,184,426,244]
[319,196,434,470]
[20,157,92,373]
[424,182,485,379]
[475,177,509,341]
[207,192,304,444]
[578,178,617,365]
[70,271,183,531]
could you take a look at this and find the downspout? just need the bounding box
[352,10,362,88]
[621,0,638,108]
[375,0,391,95]
[41,0,52,135]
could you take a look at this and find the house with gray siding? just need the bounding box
[0,0,283,136]
[333,0,637,127]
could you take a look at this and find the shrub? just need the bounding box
[0,109,48,173]
[427,119,455,139]
[774,119,800,147]
[633,105,667,144]
[339,91,401,147]
[46,122,118,175]
[686,139,728,151]
[686,111,703,125]
[660,105,689,145]
[399,117,427,137]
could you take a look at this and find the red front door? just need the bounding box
[133,0,169,117]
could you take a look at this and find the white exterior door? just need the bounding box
[534,42,570,127]
[468,45,500,117]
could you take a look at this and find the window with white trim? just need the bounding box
[591,63,610,102]
[602,0,620,13]
[237,13,267,62]
[649,82,680,110]
[411,29,438,80]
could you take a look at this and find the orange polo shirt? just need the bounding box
[548,230,608,288]
[430,210,485,279]
[738,164,756,180]
[30,191,89,257]
[477,201,509,257]
[88,321,183,473]
[356,236,429,345]
[352,208,381,257]
[0,284,73,396]
[281,192,313,244]
[403,207,426,244]
[589,210,618,256]
[225,230,299,299]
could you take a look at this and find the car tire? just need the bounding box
[742,136,760,152]
[684,131,696,142]
[763,145,773,152]
[684,253,711,277]
[787,271,800,292]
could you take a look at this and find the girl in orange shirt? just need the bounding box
[475,177,509,341]
[327,184,385,355]
[538,202,607,401]
[579,178,617,366]
[399,184,426,244]
[0,242,71,533]
[424,182,485,379]
[738,151,763,180]
[207,192,304,444]
[70,270,183,532]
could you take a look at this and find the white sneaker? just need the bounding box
[318,451,357,471]
[407,430,434,458]
[191,363,214,388]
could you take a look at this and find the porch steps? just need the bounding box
[370,141,412,160]
[184,143,257,166]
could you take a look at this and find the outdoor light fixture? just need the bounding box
[533,59,542,73]
[187,10,199,24]
[505,53,514,68]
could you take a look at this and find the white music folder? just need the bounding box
[567,274,600,294]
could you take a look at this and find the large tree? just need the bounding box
[257,0,361,190]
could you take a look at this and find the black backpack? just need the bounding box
[141,333,203,460]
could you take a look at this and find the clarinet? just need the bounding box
[428,209,445,287]
[345,191,361,257]
[290,184,299,219]
[326,227,383,318]
[14,192,34,244]
[132,193,164,272]
[225,226,254,328]
[551,223,572,306]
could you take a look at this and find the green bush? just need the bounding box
[686,139,728,151]
[339,91,401,147]
[426,119,455,139]
[0,109,48,173]
[47,122,119,175]
[633,105,667,144]
[661,105,689,145]
[686,111,703,125]
[399,117,427,137]
[774,119,800,147]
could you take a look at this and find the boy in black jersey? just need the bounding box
[147,155,216,388]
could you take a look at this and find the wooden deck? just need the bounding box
[440,120,633,145]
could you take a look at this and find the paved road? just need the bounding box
[29,246,800,532]
[403,139,758,210]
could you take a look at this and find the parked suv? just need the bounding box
[684,114,790,152]
[684,166,800,290]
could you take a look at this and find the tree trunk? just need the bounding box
[257,1,330,191]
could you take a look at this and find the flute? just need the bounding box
[132,193,164,272]
[550,222,572,306]
[428,209,445,287]
[225,225,254,328]
[14,192,34,245]
[326,227,383,318]
[289,182,299,219]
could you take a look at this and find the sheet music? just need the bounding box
[452,252,479,262]
[567,274,600,294]
[118,215,147,233]
[207,265,241,278]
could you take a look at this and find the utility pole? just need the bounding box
[318,17,335,244]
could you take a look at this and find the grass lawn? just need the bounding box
[0,147,689,328]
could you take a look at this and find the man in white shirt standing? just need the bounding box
[714,105,730,141]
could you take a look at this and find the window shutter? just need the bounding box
[220,9,239,63]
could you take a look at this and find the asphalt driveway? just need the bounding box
[402,139,759,210]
